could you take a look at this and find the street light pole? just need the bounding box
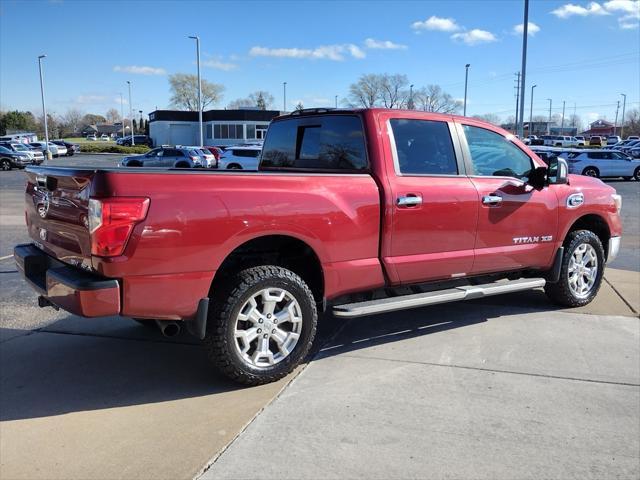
[37,55,50,163]
[620,93,627,139]
[560,100,566,134]
[518,0,529,138]
[127,81,134,146]
[614,100,620,135]
[463,64,470,116]
[188,35,203,147]
[120,93,125,138]
[528,84,537,136]
[283,82,287,112]
[546,98,552,135]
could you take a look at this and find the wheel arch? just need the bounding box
[564,213,611,260]
[211,234,325,307]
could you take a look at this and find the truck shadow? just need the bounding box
[1,291,562,422]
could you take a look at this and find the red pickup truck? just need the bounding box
[15,109,622,385]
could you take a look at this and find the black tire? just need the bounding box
[634,167,640,181]
[1,159,11,171]
[227,163,242,170]
[545,230,605,307]
[623,176,632,181]
[205,265,318,385]
[582,167,599,178]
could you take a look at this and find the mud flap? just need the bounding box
[186,298,209,340]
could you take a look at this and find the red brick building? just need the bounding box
[581,119,615,138]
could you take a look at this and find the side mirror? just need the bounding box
[527,165,548,191]
[548,157,569,185]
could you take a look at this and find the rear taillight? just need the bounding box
[88,197,150,257]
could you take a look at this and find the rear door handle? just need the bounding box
[397,195,423,207]
[482,195,503,206]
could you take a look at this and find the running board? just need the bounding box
[332,278,546,318]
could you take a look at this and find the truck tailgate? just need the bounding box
[24,167,95,270]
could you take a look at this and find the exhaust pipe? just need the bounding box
[155,320,181,337]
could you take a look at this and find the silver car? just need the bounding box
[218,145,263,170]
[29,142,60,157]
[567,150,640,181]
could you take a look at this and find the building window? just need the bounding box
[247,124,256,139]
[206,125,212,139]
[212,123,247,139]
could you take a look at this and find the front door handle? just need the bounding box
[397,195,423,207]
[482,195,503,206]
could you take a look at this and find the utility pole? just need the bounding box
[37,55,50,163]
[127,81,134,145]
[560,100,566,134]
[514,72,520,134]
[408,84,414,110]
[528,84,537,136]
[120,93,125,138]
[572,103,576,128]
[283,82,287,112]
[188,35,203,147]
[614,100,620,135]
[463,64,470,116]
[620,93,627,139]
[547,98,552,135]
[518,0,529,138]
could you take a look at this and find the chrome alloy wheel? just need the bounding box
[234,288,303,368]
[568,243,598,299]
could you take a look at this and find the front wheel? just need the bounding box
[582,167,599,178]
[205,266,318,385]
[545,230,605,307]
[634,167,640,181]
[1,159,11,171]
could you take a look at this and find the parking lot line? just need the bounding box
[0,254,14,261]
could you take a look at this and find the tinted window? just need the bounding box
[0,146,10,153]
[261,115,367,171]
[463,125,532,178]
[390,119,457,175]
[587,152,604,159]
[231,149,260,158]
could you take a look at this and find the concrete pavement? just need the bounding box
[202,304,640,480]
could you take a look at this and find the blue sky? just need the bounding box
[1,0,638,126]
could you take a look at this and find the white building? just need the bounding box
[148,109,281,147]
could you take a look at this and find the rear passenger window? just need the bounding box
[261,115,367,171]
[463,125,532,179]
[389,119,458,175]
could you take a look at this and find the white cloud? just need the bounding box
[551,2,610,17]
[604,0,639,14]
[249,44,365,61]
[75,95,108,104]
[113,65,166,75]
[201,58,238,71]
[513,22,541,35]
[364,38,408,50]
[412,15,461,32]
[451,29,498,45]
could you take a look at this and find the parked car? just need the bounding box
[575,136,586,146]
[629,147,640,159]
[0,142,44,164]
[117,135,152,147]
[607,136,622,145]
[218,145,263,170]
[0,145,33,170]
[588,136,602,146]
[16,109,623,385]
[566,150,640,180]
[120,146,202,168]
[86,135,97,141]
[203,146,223,165]
[52,140,79,156]
[626,136,639,141]
[100,134,110,141]
[29,142,59,157]
[180,146,216,168]
[619,140,640,155]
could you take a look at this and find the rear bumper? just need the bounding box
[14,243,120,317]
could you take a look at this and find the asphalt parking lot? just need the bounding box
[1,154,638,479]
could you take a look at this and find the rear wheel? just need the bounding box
[545,230,605,307]
[205,266,317,385]
[582,167,599,178]
[227,163,242,169]
[1,159,11,171]
[634,167,640,181]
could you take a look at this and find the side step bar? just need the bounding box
[332,278,546,318]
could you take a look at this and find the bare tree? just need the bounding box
[346,74,383,108]
[61,108,84,135]
[249,91,274,110]
[420,85,462,114]
[227,98,254,109]
[295,101,305,111]
[105,108,121,124]
[168,73,224,111]
[380,74,409,109]
[472,113,502,125]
